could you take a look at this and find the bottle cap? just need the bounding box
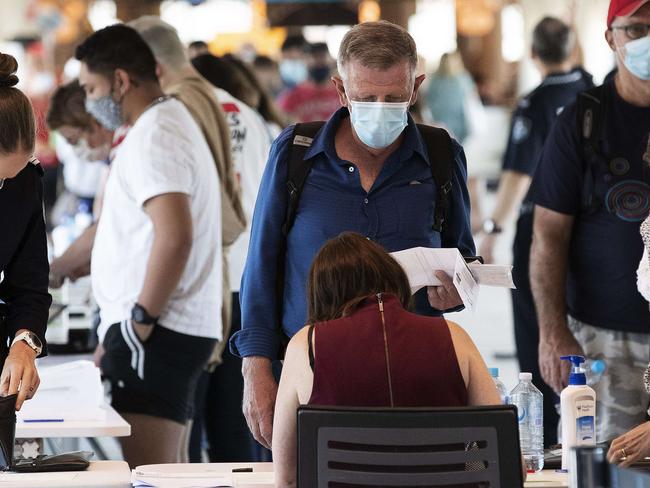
[488,367,499,378]
[560,355,586,386]
[591,359,606,375]
[519,372,532,381]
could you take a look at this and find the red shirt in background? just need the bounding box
[278,81,341,123]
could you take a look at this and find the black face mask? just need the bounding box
[309,66,331,84]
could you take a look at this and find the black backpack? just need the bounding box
[577,84,610,215]
[274,121,455,350]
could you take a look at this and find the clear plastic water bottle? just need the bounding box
[585,359,606,386]
[510,372,544,472]
[488,367,509,404]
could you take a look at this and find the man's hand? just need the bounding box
[538,326,583,394]
[608,422,650,467]
[242,356,278,449]
[427,271,463,311]
[0,340,39,410]
[479,233,497,264]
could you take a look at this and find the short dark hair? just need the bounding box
[47,80,92,130]
[189,40,208,50]
[281,34,307,53]
[307,232,412,323]
[0,53,35,154]
[532,17,574,65]
[75,24,157,82]
[308,42,330,57]
[253,55,277,70]
[192,54,258,108]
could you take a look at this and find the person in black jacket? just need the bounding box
[0,53,51,410]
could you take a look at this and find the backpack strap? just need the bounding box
[282,122,326,236]
[577,84,608,215]
[416,124,454,243]
[275,122,325,358]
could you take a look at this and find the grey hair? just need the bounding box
[128,16,189,69]
[337,21,418,80]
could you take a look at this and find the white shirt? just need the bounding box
[92,98,222,341]
[214,88,272,291]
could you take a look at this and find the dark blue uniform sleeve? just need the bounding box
[529,104,583,216]
[230,126,294,360]
[502,100,546,176]
[444,139,475,256]
[0,166,51,353]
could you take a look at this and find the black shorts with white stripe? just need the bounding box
[101,321,216,424]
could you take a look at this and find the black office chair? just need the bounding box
[297,404,523,487]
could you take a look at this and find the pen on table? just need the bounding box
[23,419,64,423]
[232,467,254,472]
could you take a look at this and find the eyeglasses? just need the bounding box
[0,157,39,190]
[611,23,650,40]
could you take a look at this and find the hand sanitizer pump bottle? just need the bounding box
[560,355,596,470]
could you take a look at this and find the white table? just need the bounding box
[0,461,130,487]
[16,405,130,439]
[133,463,568,488]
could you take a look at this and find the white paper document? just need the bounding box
[391,247,479,311]
[132,470,234,488]
[467,263,515,288]
[390,248,516,312]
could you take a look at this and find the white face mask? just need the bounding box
[622,36,650,81]
[349,101,410,149]
[73,138,110,162]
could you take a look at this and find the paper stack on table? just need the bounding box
[390,247,515,312]
[132,465,274,488]
[17,360,106,422]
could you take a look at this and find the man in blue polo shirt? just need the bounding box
[530,0,650,441]
[232,21,474,449]
[479,17,593,446]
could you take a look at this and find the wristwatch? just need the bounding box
[131,303,158,326]
[482,218,503,235]
[11,331,43,356]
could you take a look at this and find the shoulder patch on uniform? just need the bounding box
[512,116,532,143]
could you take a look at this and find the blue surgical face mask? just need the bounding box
[279,59,307,87]
[85,94,122,131]
[623,36,650,81]
[349,100,410,149]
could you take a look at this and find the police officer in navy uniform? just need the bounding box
[479,18,593,446]
[0,53,50,411]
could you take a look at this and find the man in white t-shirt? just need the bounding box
[131,17,273,462]
[76,24,222,467]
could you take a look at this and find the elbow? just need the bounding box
[163,227,193,259]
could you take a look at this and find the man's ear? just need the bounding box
[331,75,348,107]
[155,62,164,80]
[605,29,617,52]
[113,68,131,101]
[410,73,426,106]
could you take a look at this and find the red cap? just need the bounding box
[608,0,649,27]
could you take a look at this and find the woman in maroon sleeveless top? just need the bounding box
[273,233,501,487]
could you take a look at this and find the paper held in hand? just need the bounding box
[390,247,515,312]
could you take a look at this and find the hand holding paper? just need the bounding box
[390,247,515,312]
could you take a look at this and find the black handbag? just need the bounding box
[12,451,93,473]
[0,394,16,470]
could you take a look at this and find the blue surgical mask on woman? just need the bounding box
[349,100,410,149]
[622,36,650,81]
[280,59,307,87]
[85,95,122,131]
